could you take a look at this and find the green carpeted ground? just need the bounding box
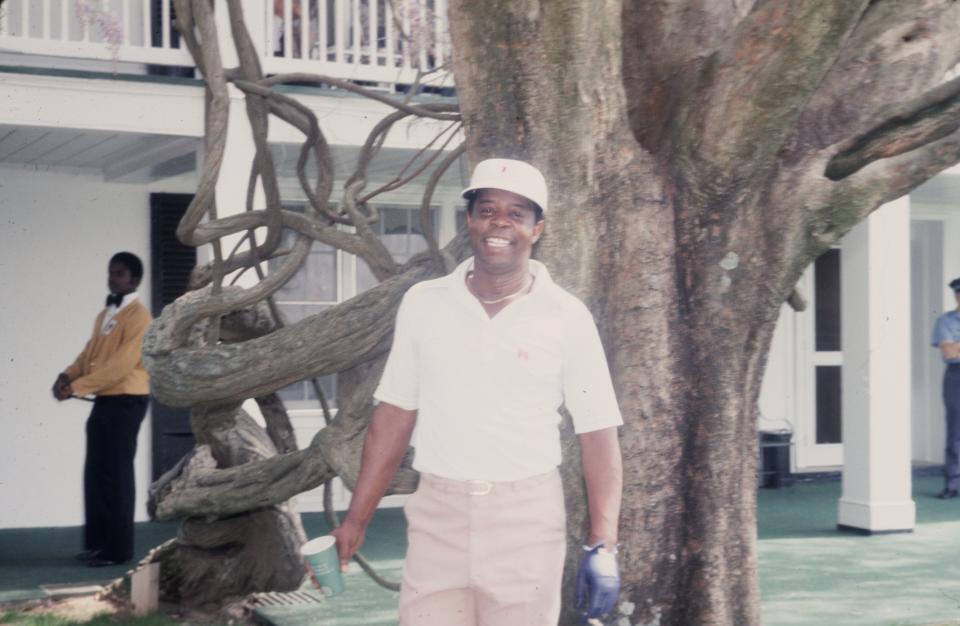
[758,475,960,626]
[4,477,960,625]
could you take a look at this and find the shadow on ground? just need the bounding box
[758,476,960,626]
[5,477,960,625]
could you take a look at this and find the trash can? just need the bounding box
[758,431,793,489]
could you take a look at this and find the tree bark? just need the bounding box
[446,1,960,624]
[150,0,960,622]
[148,405,307,604]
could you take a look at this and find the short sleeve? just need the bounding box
[561,303,623,433]
[374,290,420,410]
[933,315,952,348]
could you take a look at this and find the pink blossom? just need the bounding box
[74,0,123,60]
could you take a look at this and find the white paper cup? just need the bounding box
[301,535,345,596]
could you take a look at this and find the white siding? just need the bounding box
[0,167,152,528]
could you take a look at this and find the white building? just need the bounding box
[1,0,958,535]
[0,0,463,528]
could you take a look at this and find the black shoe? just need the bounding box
[75,549,102,562]
[937,488,958,500]
[86,557,127,568]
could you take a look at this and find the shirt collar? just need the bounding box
[450,257,553,317]
[452,257,553,291]
[109,292,139,313]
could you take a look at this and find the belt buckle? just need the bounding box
[467,480,493,496]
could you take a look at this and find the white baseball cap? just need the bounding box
[461,158,548,213]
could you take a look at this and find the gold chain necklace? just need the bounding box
[467,271,533,305]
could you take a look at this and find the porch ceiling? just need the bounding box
[0,125,468,191]
[913,170,960,207]
[0,124,199,183]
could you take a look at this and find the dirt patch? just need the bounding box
[15,596,117,621]
[5,595,255,625]
[162,599,254,625]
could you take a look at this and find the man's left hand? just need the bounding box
[574,543,620,621]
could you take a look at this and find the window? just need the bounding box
[270,205,436,409]
[815,366,842,444]
[269,224,339,408]
[813,248,842,445]
[814,249,841,352]
[356,206,438,293]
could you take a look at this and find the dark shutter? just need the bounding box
[149,193,197,480]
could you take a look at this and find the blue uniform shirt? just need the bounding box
[932,310,960,364]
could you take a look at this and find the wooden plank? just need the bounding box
[42,0,50,38]
[161,0,170,48]
[142,0,150,48]
[130,562,160,616]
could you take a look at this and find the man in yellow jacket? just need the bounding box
[52,252,152,567]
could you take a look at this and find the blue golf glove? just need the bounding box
[574,542,620,621]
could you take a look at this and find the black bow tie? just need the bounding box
[106,293,125,307]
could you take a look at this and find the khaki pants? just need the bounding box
[399,470,566,626]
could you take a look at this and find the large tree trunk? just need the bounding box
[447,1,960,623]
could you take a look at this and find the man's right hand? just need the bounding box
[52,374,71,401]
[330,519,365,573]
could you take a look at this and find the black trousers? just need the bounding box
[83,394,148,562]
[944,365,960,491]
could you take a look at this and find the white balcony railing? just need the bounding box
[0,0,452,89]
[264,0,451,87]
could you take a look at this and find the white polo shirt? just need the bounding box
[374,258,623,482]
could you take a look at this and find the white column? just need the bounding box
[838,197,916,533]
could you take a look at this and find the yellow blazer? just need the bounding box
[64,299,152,397]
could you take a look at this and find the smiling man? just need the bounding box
[52,252,151,567]
[331,159,624,625]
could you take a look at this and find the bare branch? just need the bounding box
[777,125,960,263]
[150,363,420,520]
[257,393,299,455]
[784,0,960,163]
[675,1,870,185]
[825,75,960,180]
[232,80,341,224]
[786,288,807,313]
[186,208,401,291]
[225,0,284,259]
[420,143,466,272]
[151,444,333,520]
[357,120,463,204]
[833,125,960,218]
[259,74,460,121]
[174,0,229,250]
[230,76,462,282]
[152,234,311,352]
[171,0,205,77]
[144,261,434,407]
